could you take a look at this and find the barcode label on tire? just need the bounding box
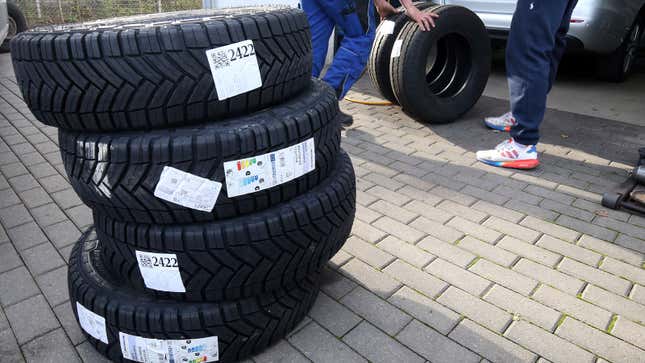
[135,251,186,293]
[119,333,219,363]
[206,40,262,100]
[76,302,108,344]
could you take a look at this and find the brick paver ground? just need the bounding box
[1,53,644,362]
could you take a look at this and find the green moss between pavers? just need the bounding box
[466,257,480,269]
[555,314,568,330]
[606,315,619,333]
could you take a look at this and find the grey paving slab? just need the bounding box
[483,285,561,331]
[52,303,85,346]
[308,292,361,337]
[397,319,480,363]
[6,222,48,252]
[340,287,411,336]
[437,286,511,333]
[344,321,424,363]
[20,328,81,363]
[388,287,460,334]
[75,341,112,363]
[319,267,357,300]
[43,220,81,249]
[0,242,22,274]
[505,320,594,363]
[0,267,39,307]
[20,243,65,276]
[0,204,32,229]
[5,295,59,344]
[288,322,366,363]
[0,329,25,363]
[36,267,68,307]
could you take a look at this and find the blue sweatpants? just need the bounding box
[302,0,377,98]
[507,0,578,145]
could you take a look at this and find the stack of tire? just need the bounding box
[368,2,491,124]
[11,7,355,363]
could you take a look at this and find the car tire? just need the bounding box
[389,5,491,124]
[596,14,644,82]
[60,79,340,224]
[69,231,319,363]
[368,2,438,104]
[11,7,312,131]
[95,151,355,302]
[1,2,28,53]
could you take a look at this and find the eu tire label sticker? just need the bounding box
[154,167,222,212]
[119,333,219,363]
[76,302,108,344]
[206,40,263,100]
[223,138,315,198]
[136,251,186,293]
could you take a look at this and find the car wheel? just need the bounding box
[596,15,644,82]
[0,2,28,52]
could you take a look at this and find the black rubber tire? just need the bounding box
[596,14,643,83]
[69,230,319,363]
[60,79,340,225]
[389,5,491,124]
[96,151,355,302]
[1,2,28,52]
[11,7,312,131]
[367,2,438,103]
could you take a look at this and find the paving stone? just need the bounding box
[472,200,524,223]
[50,189,83,210]
[593,216,645,240]
[357,189,378,207]
[614,234,645,254]
[38,175,69,194]
[461,185,508,205]
[513,258,585,294]
[555,215,617,242]
[432,185,477,205]
[0,243,22,274]
[393,174,437,194]
[408,216,464,243]
[504,320,594,363]
[532,285,612,330]
[494,185,543,206]
[582,284,644,324]
[351,219,388,243]
[0,267,39,307]
[8,174,39,193]
[65,205,93,228]
[0,162,28,178]
[328,249,352,269]
[600,257,645,285]
[484,285,560,331]
[344,321,424,363]
[21,243,65,276]
[484,217,542,242]
[437,200,487,223]
[449,319,537,363]
[31,203,68,228]
[470,259,538,296]
[0,305,8,331]
[611,316,645,349]
[75,341,111,363]
[363,172,405,191]
[403,200,452,223]
[0,329,24,363]
[438,286,511,333]
[0,188,20,209]
[17,152,46,167]
[355,204,382,224]
[397,320,479,363]
[343,236,395,269]
[535,235,601,266]
[631,284,645,304]
[579,235,644,267]
[7,222,48,252]
[388,287,460,334]
[556,317,645,363]
[377,236,434,268]
[540,199,594,222]
[309,292,361,337]
[288,322,366,363]
[426,258,491,296]
[20,328,81,363]
[417,236,476,268]
[558,258,631,296]
[18,187,53,209]
[521,216,581,242]
[457,236,518,267]
[383,260,447,298]
[36,267,68,307]
[504,199,559,222]
[555,185,601,203]
[52,303,84,346]
[497,237,561,267]
[0,204,32,229]
[26,163,58,179]
[448,216,503,243]
[372,216,425,244]
[340,258,401,298]
[5,295,59,344]
[319,267,357,300]
[366,186,410,206]
[397,185,443,207]
[340,287,411,335]
[43,220,81,250]
[524,185,576,205]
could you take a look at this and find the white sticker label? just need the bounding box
[136,251,186,293]
[378,20,396,35]
[119,332,219,363]
[391,39,403,58]
[223,138,315,198]
[76,302,108,344]
[154,167,222,212]
[206,40,262,100]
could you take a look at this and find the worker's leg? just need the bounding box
[548,0,579,91]
[507,0,576,146]
[318,0,376,98]
[302,0,335,77]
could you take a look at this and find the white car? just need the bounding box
[0,0,27,52]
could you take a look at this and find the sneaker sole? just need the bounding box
[484,120,512,132]
[477,158,540,170]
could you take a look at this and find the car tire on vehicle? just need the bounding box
[60,79,340,224]
[11,7,312,131]
[596,14,644,82]
[96,151,355,302]
[389,5,491,124]
[1,2,28,52]
[69,231,319,363]
[368,2,438,104]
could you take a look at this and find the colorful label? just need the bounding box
[119,333,218,363]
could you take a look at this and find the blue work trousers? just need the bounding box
[302,0,377,98]
[507,0,578,145]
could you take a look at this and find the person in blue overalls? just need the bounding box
[476,0,579,169]
[302,0,437,122]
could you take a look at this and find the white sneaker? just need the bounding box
[484,112,516,132]
[476,138,539,169]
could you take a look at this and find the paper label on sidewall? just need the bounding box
[379,20,396,35]
[154,166,222,212]
[119,332,219,363]
[391,39,403,58]
[206,40,263,100]
[223,138,315,198]
[135,250,186,293]
[76,302,109,344]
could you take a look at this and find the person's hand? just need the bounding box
[373,0,399,20]
[405,6,439,31]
